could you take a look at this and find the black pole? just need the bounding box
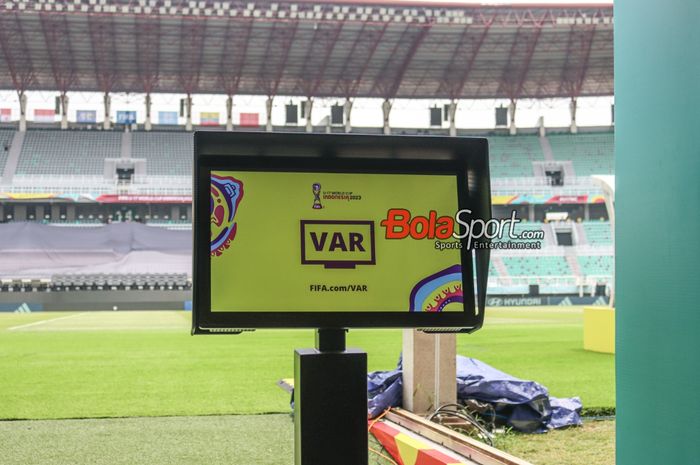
[315,328,347,352]
[294,328,368,465]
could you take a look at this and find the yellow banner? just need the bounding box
[2,193,57,200]
[210,170,463,313]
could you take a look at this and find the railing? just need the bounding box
[491,176,603,196]
[6,175,116,194]
[489,244,613,257]
[486,275,612,298]
[492,176,599,187]
[128,175,191,195]
[488,274,611,286]
[4,174,605,198]
[3,175,191,196]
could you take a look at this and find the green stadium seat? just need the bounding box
[577,255,614,276]
[16,130,121,175]
[0,129,16,174]
[548,132,614,176]
[486,135,544,178]
[582,221,613,245]
[502,256,572,277]
[131,132,193,176]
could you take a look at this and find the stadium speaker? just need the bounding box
[330,105,344,125]
[443,104,450,121]
[430,107,442,126]
[611,104,615,124]
[300,101,307,118]
[495,107,508,126]
[529,284,540,296]
[55,96,61,114]
[180,99,185,117]
[286,104,298,124]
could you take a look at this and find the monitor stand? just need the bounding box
[294,328,368,465]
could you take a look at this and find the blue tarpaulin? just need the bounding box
[367,355,582,433]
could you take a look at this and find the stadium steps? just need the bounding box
[574,223,588,245]
[121,131,132,159]
[1,131,24,184]
[542,223,557,247]
[490,256,512,285]
[539,135,555,161]
[564,249,582,277]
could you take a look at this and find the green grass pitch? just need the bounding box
[0,307,614,420]
[0,307,614,465]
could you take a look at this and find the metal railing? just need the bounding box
[487,274,611,287]
[491,176,603,196]
[4,173,608,197]
[489,244,613,257]
[3,175,191,196]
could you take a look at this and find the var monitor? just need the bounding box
[193,132,491,332]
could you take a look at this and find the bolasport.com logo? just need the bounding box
[379,208,544,250]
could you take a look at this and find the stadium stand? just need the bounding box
[131,131,193,176]
[16,130,122,175]
[1,129,616,183]
[502,256,573,277]
[493,221,546,243]
[582,221,613,245]
[50,273,190,291]
[145,220,192,231]
[0,273,190,292]
[0,1,616,309]
[489,261,498,277]
[548,132,614,176]
[577,255,614,276]
[487,135,544,177]
[0,129,14,173]
[47,220,104,227]
[0,128,616,300]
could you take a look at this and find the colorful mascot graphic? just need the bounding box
[409,264,463,312]
[210,174,244,256]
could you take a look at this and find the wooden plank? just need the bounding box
[385,409,533,465]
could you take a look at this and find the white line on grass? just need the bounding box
[25,325,186,332]
[7,312,89,331]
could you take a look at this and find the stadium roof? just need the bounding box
[0,1,613,100]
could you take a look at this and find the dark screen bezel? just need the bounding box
[193,132,489,332]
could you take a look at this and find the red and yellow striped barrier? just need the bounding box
[370,420,468,465]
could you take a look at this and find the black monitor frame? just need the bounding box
[193,131,491,333]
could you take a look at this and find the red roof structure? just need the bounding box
[0,1,613,99]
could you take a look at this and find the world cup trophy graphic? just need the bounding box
[312,182,323,209]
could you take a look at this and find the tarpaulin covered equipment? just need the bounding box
[367,355,582,433]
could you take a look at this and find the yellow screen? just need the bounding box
[210,170,463,312]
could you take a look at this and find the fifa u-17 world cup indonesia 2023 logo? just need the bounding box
[210,175,244,256]
[312,182,323,209]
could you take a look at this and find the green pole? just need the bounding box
[616,1,700,464]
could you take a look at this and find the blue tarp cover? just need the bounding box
[367,355,582,433]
